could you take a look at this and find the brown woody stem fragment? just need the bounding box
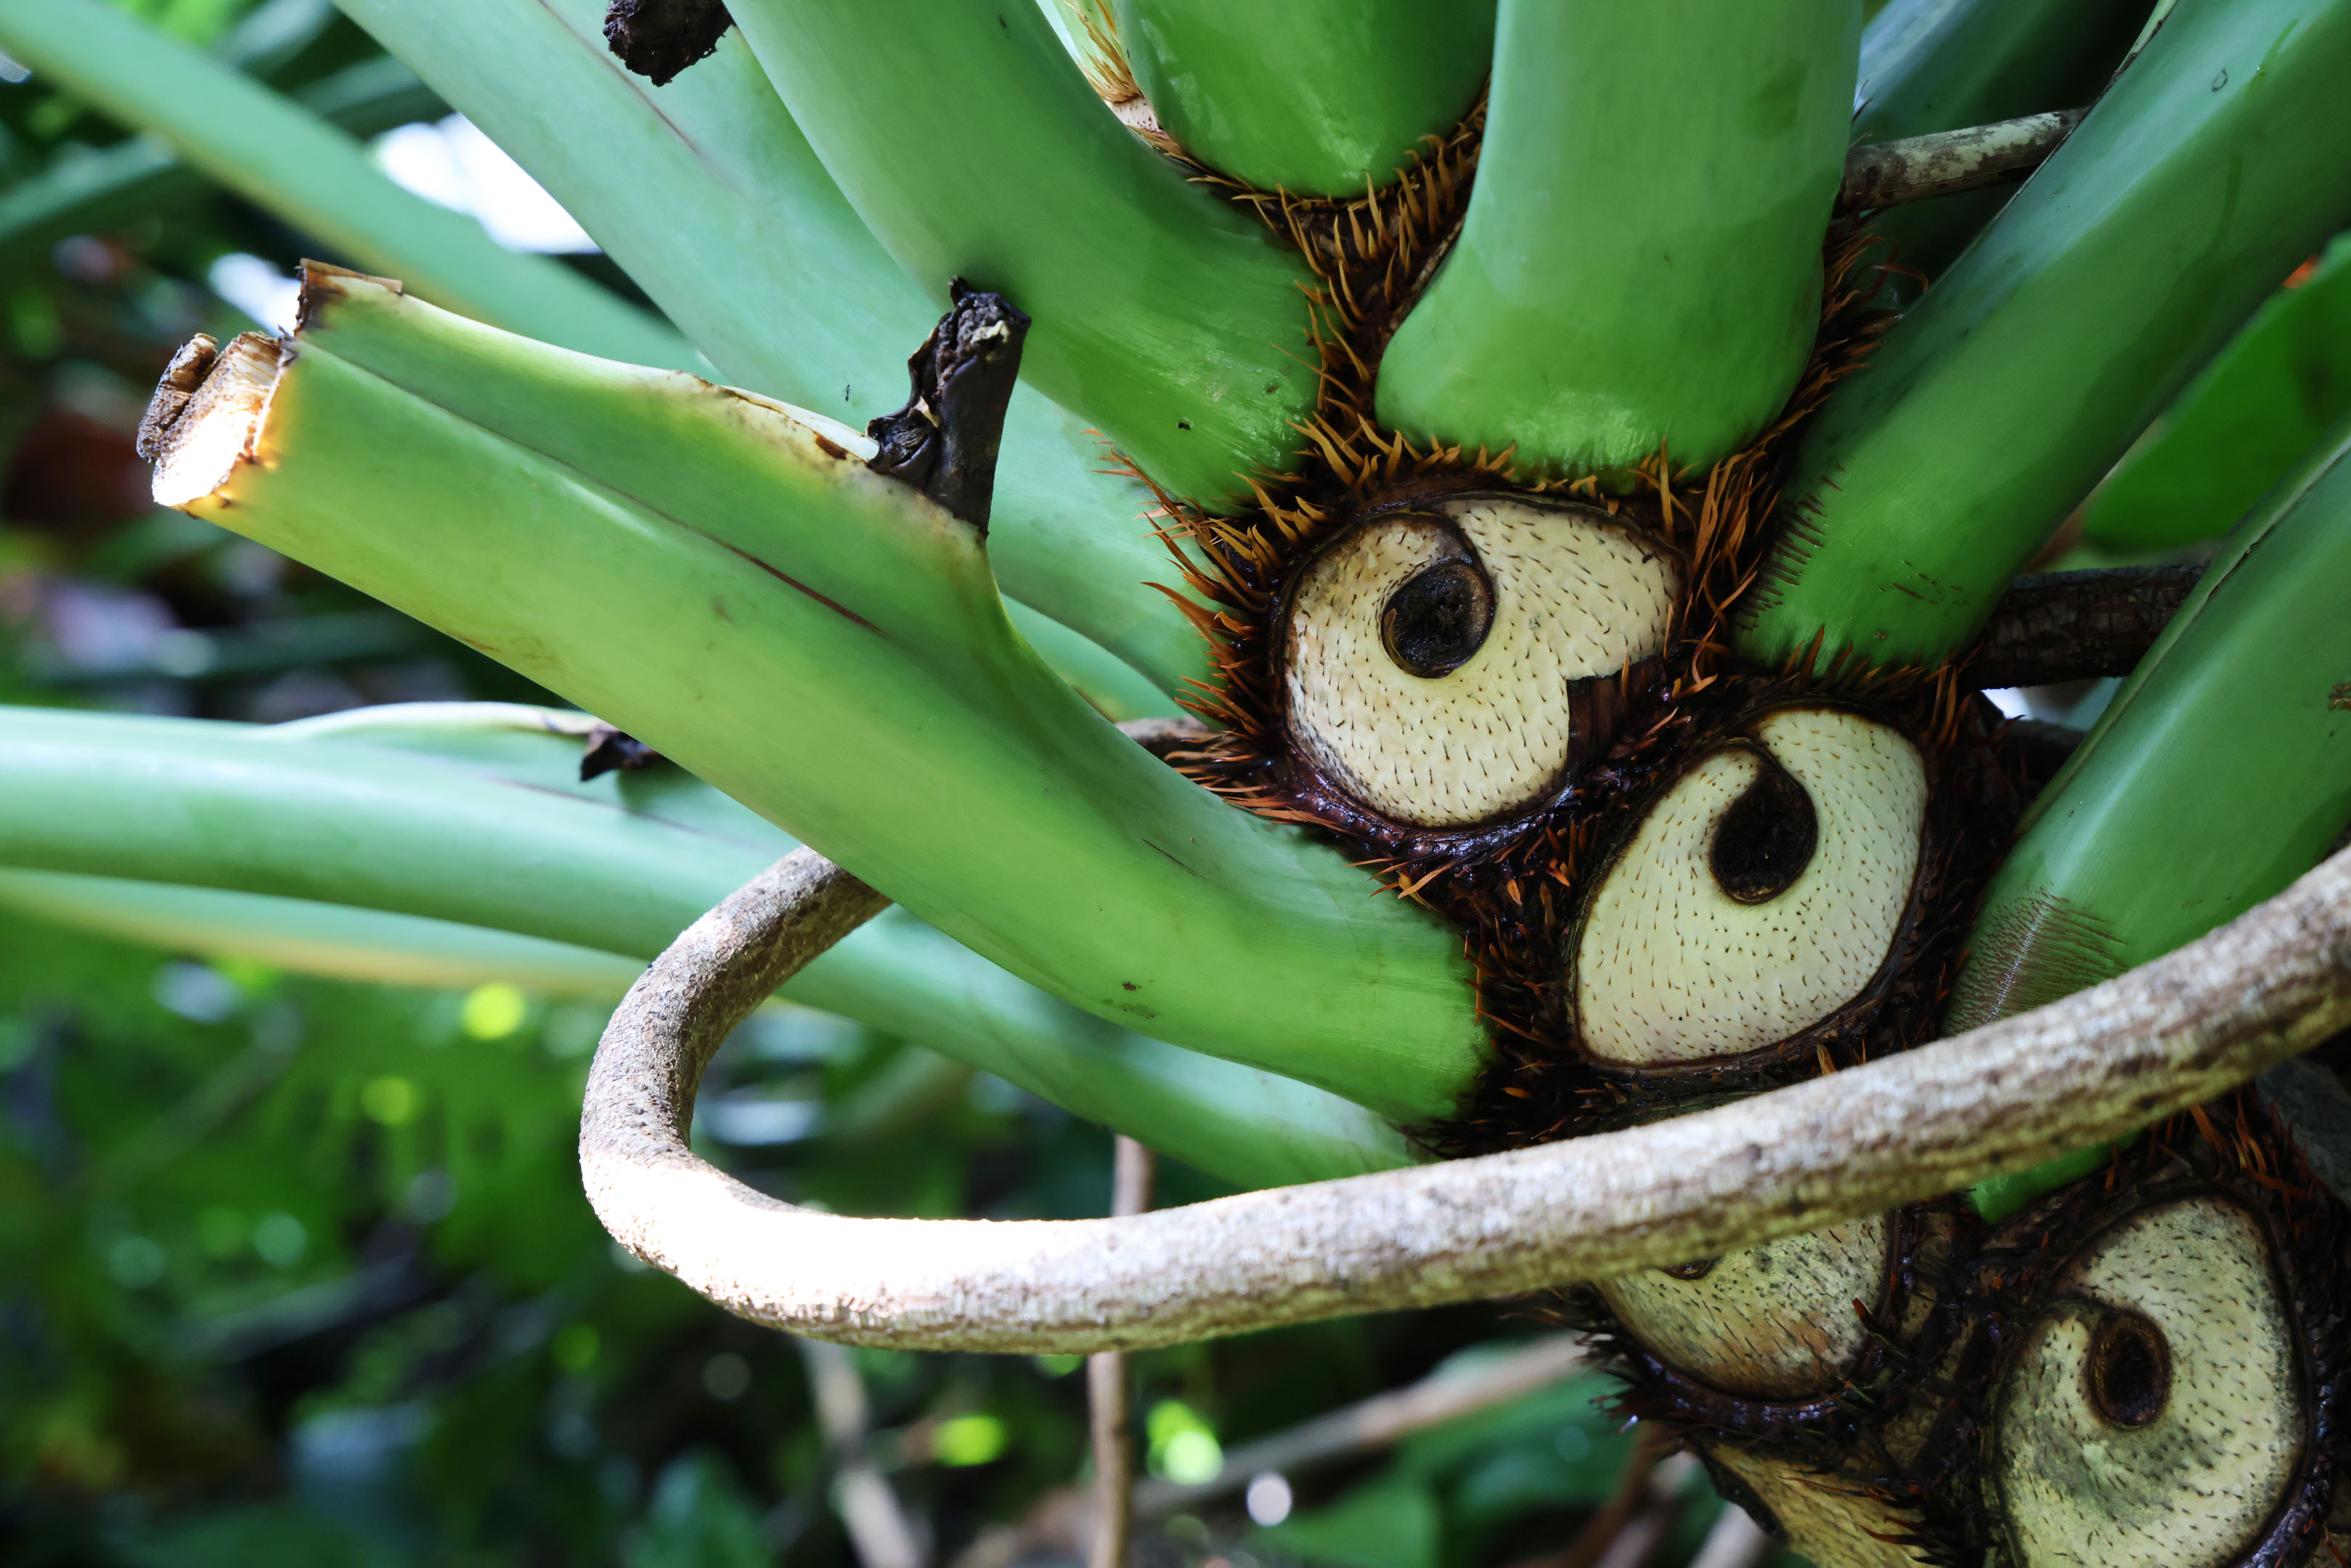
[1089,1137,1155,1568]
[1837,110,2087,217]
[1968,563,2204,688]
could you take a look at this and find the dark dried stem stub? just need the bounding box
[1711,759,1818,905]
[579,722,664,782]
[2086,1310,2172,1429]
[603,0,735,86]
[866,282,1031,534]
[1968,563,2204,689]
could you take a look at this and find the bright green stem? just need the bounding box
[0,868,649,997]
[1740,0,2351,670]
[1949,415,2351,1217]
[1852,0,2148,298]
[163,294,1486,1117]
[331,0,1204,696]
[293,267,1169,718]
[727,0,1317,509]
[0,0,688,369]
[1110,0,1494,195]
[1374,0,1859,480]
[0,706,1411,1189]
[2082,232,2351,552]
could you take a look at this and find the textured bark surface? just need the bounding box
[582,841,2351,1352]
[603,0,734,86]
[1969,564,2205,689]
[1836,110,2086,216]
[866,283,1030,534]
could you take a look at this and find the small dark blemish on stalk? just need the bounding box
[720,540,884,635]
[812,433,848,462]
[1176,420,1191,430]
[2330,682,2351,712]
[580,722,664,781]
[1121,982,1138,992]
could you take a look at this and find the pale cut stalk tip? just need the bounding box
[147,330,283,510]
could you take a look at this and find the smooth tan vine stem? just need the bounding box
[1089,1136,1155,1568]
[1836,109,2087,216]
[581,847,2351,1354]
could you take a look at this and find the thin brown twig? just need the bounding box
[1089,1136,1157,1568]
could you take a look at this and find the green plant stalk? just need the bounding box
[727,0,1318,509]
[0,706,1412,1188]
[1110,0,1495,196]
[0,0,689,369]
[0,55,442,264]
[0,867,650,997]
[157,311,1486,1117]
[1741,0,2351,670]
[296,268,1174,719]
[329,0,1205,695]
[1374,0,1859,480]
[1852,0,2148,304]
[1949,413,2351,1218]
[2080,231,2351,552]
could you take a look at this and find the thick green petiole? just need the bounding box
[1949,413,2351,1217]
[331,0,1208,695]
[142,287,1486,1119]
[1109,0,1494,196]
[0,869,650,999]
[0,705,1412,1190]
[2079,232,2351,554]
[1742,0,2351,670]
[0,0,688,369]
[1851,0,2147,302]
[725,0,1317,509]
[1374,0,1859,481]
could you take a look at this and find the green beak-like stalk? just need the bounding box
[728,0,1318,509]
[1951,412,2351,1217]
[332,0,1207,695]
[141,285,1486,1119]
[1109,0,1494,197]
[1743,0,2351,669]
[1375,0,1859,481]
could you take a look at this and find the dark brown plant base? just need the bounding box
[1965,563,2205,690]
[1579,1093,2350,1568]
